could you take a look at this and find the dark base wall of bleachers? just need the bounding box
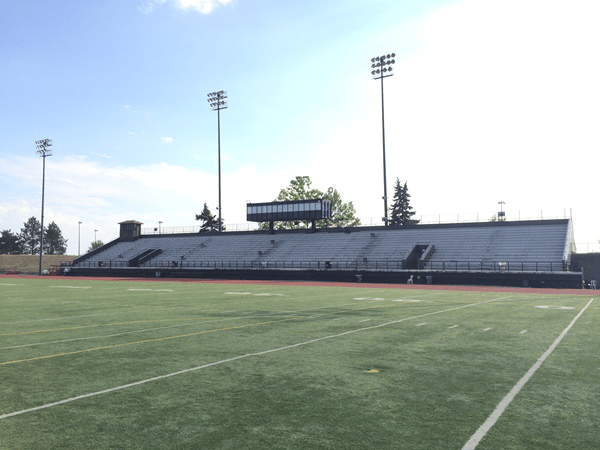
[64,267,583,289]
[571,253,600,288]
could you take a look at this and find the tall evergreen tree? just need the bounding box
[0,229,20,254]
[44,221,68,254]
[195,203,224,232]
[18,217,42,255]
[389,178,419,226]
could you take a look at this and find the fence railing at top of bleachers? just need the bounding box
[68,259,569,273]
[141,209,575,236]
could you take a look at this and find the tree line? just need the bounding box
[0,217,68,255]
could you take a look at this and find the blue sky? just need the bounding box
[1,0,599,254]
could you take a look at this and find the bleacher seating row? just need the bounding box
[72,219,573,273]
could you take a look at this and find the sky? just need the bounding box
[1,0,599,254]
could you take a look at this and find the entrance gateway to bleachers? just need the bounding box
[246,199,332,232]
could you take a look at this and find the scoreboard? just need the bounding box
[246,199,332,223]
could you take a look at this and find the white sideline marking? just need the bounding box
[483,327,492,332]
[127,289,173,292]
[0,295,513,420]
[535,305,575,310]
[448,325,459,329]
[49,286,91,289]
[461,298,594,450]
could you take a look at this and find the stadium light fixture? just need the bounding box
[35,139,53,275]
[207,90,228,232]
[371,53,396,226]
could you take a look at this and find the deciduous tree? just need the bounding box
[262,176,360,230]
[87,240,104,252]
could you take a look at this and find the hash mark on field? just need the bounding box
[520,330,528,334]
[332,317,344,321]
[483,327,492,332]
[359,319,371,322]
[448,325,459,329]
[416,322,427,327]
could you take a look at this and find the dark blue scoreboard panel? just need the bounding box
[247,199,332,223]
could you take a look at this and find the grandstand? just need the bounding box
[63,218,583,288]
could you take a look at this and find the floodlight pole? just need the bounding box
[371,53,396,226]
[35,139,53,275]
[78,221,82,256]
[207,90,227,232]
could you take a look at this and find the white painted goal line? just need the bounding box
[461,297,594,450]
[1,294,513,420]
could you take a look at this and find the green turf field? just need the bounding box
[0,278,597,449]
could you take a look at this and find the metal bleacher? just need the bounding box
[73,219,573,274]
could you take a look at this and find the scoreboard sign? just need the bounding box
[247,199,332,223]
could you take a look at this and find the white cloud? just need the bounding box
[90,152,112,159]
[0,156,277,254]
[139,0,167,14]
[174,0,233,14]
[161,137,173,144]
[139,0,232,15]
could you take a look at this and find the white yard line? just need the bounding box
[0,312,128,325]
[0,294,513,420]
[0,302,363,350]
[461,298,594,450]
[0,317,247,350]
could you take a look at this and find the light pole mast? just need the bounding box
[78,221,82,256]
[35,139,53,275]
[207,90,227,232]
[371,53,395,226]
